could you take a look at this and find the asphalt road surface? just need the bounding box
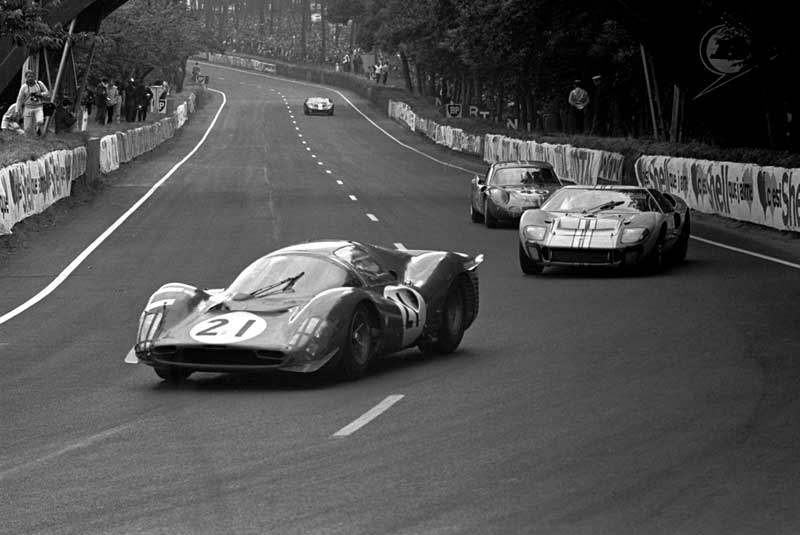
[1,63,798,535]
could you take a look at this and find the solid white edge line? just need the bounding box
[198,61,475,173]
[332,395,404,437]
[394,242,407,250]
[0,89,229,326]
[690,236,800,270]
[366,213,379,222]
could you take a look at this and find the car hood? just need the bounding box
[524,211,656,249]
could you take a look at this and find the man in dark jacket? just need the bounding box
[135,81,153,122]
[124,78,137,122]
[54,98,77,133]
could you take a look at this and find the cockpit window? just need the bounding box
[228,254,356,296]
[334,245,391,283]
[491,167,560,187]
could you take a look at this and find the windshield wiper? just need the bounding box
[247,272,305,298]
[582,200,624,214]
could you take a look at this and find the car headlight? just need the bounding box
[621,227,649,243]
[523,225,547,241]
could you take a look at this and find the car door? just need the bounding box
[471,166,492,214]
[647,189,679,241]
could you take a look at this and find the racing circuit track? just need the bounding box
[1,63,798,535]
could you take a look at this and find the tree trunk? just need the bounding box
[269,0,275,35]
[259,0,265,35]
[416,64,424,96]
[321,0,327,62]
[400,51,413,93]
[300,0,308,60]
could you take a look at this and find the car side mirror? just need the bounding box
[475,175,485,186]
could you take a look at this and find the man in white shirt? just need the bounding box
[568,79,589,134]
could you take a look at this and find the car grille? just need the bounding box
[545,248,621,264]
[155,347,285,366]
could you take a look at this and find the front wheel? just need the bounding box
[519,243,543,275]
[470,203,483,223]
[339,304,375,380]
[644,231,666,274]
[418,281,466,355]
[672,217,690,264]
[484,201,498,228]
[154,367,192,382]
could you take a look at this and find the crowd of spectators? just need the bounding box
[1,73,161,137]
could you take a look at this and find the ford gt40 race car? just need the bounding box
[470,161,565,227]
[518,185,690,275]
[303,97,334,115]
[125,240,483,382]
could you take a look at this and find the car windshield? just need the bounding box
[227,254,353,297]
[491,167,560,187]
[541,188,653,213]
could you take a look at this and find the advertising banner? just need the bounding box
[0,147,87,235]
[635,155,800,232]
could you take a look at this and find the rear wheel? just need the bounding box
[339,304,375,380]
[418,281,466,355]
[645,230,666,274]
[154,367,192,382]
[519,243,543,275]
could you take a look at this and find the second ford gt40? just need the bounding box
[518,185,690,274]
[304,97,334,115]
[125,240,483,382]
[470,161,565,227]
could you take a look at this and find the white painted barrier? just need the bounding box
[636,155,800,232]
[0,147,87,235]
[387,100,484,157]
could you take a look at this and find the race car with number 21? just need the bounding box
[125,240,483,382]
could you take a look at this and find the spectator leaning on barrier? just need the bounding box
[15,70,50,136]
[1,103,25,134]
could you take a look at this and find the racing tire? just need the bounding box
[303,107,309,115]
[418,280,466,355]
[470,204,483,223]
[672,216,690,264]
[339,304,376,380]
[484,201,498,228]
[154,367,192,382]
[644,230,666,274]
[328,109,334,116]
[519,243,543,275]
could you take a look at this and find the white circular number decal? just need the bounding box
[189,312,267,344]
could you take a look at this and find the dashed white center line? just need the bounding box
[332,395,404,437]
[349,195,358,201]
[336,180,344,185]
[301,140,307,144]
[298,134,303,138]
[295,126,300,130]
[317,162,323,165]
[366,213,379,222]
[306,147,311,151]
[325,170,332,174]
[394,243,407,250]
[311,154,316,158]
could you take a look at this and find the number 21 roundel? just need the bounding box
[189,312,267,344]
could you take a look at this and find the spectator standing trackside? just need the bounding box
[113,80,123,123]
[568,79,589,134]
[82,87,95,117]
[54,98,77,133]
[15,70,50,136]
[136,82,153,121]
[191,62,201,83]
[95,79,108,124]
[589,74,610,136]
[1,103,25,134]
[380,62,389,85]
[105,81,119,125]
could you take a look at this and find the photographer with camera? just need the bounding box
[15,70,50,136]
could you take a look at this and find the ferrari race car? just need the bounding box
[303,97,334,115]
[518,185,690,275]
[470,161,565,227]
[125,240,483,382]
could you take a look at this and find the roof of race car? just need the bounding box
[305,97,332,102]
[561,184,648,190]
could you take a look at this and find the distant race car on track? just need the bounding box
[303,97,334,115]
[470,161,565,227]
[125,240,483,382]
[518,185,690,275]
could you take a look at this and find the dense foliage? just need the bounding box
[0,0,66,49]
